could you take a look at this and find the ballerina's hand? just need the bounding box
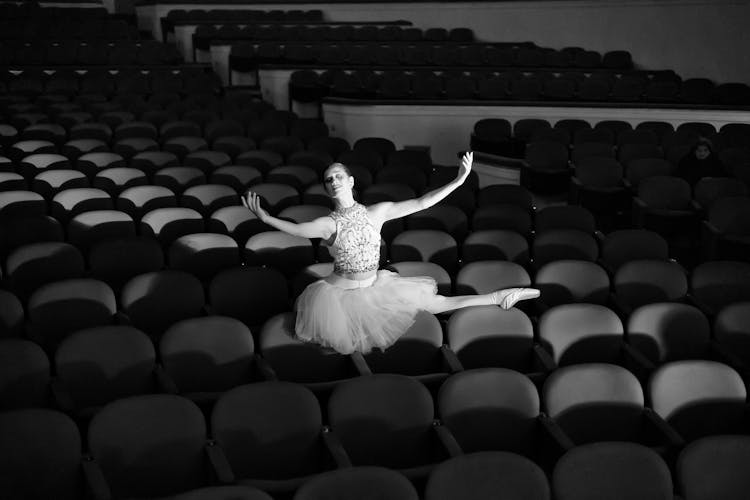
[241,191,268,221]
[458,151,473,181]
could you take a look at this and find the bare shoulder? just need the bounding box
[310,215,337,239]
[365,202,392,226]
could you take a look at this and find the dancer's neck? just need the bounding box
[334,198,356,210]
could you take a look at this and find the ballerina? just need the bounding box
[242,151,540,354]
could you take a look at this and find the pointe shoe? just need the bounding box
[492,288,540,310]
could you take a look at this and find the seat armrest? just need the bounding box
[206,440,235,484]
[532,343,557,372]
[621,341,656,381]
[50,377,75,414]
[154,364,179,394]
[632,196,647,209]
[255,355,278,380]
[440,345,464,373]
[82,456,112,500]
[322,427,352,468]
[350,351,372,376]
[433,420,463,458]
[643,408,685,447]
[568,177,581,204]
[700,219,720,261]
[114,310,131,325]
[702,219,720,235]
[538,413,574,452]
[631,196,647,226]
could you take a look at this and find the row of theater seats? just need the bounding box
[472,117,750,151]
[163,7,325,32]
[285,67,750,105]
[1,143,747,267]
[3,258,750,367]
[0,3,113,18]
[193,23,476,46]
[0,162,719,268]
[237,43,630,69]
[0,41,184,67]
[2,95,748,265]
[2,353,749,499]
[0,68,222,104]
[0,19,138,42]
[2,217,750,344]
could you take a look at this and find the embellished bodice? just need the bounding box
[328,203,380,274]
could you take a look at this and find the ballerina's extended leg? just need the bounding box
[491,287,541,310]
[424,287,540,314]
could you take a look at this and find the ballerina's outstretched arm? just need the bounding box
[368,151,473,224]
[241,191,336,240]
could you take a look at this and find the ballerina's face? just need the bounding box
[323,164,355,199]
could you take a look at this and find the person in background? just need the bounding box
[676,137,727,186]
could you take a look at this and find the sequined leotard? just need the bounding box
[294,202,437,354]
[328,203,380,275]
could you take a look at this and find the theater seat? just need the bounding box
[437,368,555,459]
[293,466,418,500]
[553,442,673,500]
[677,435,750,500]
[87,395,213,498]
[120,270,206,338]
[0,408,83,500]
[160,316,262,406]
[210,381,340,495]
[53,325,159,418]
[327,373,454,481]
[0,338,51,410]
[425,451,550,500]
[648,360,748,441]
[542,363,681,448]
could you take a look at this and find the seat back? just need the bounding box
[260,312,359,384]
[209,266,289,329]
[328,374,436,468]
[627,302,710,364]
[538,304,624,365]
[553,442,673,500]
[613,259,688,310]
[677,435,750,500]
[543,363,645,443]
[534,260,610,307]
[161,316,255,395]
[0,409,82,500]
[293,466,419,500]
[88,394,208,498]
[600,229,669,272]
[425,451,550,500]
[364,310,443,376]
[447,306,534,371]
[0,338,50,409]
[212,381,330,479]
[438,368,539,454]
[649,360,747,440]
[120,270,205,337]
[690,261,750,314]
[55,325,156,410]
[455,260,531,295]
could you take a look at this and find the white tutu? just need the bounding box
[295,270,438,354]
